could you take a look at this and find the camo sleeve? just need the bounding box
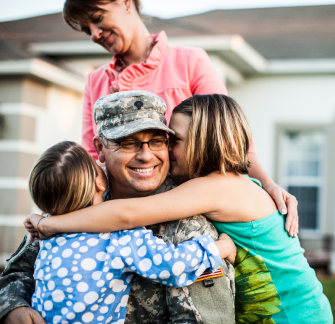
[0,236,40,321]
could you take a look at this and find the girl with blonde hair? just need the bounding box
[26,95,332,323]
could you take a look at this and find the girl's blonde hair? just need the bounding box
[173,94,252,178]
[29,141,97,215]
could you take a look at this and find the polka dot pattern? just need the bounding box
[71,242,80,249]
[137,245,147,257]
[79,246,88,253]
[73,302,85,313]
[87,238,99,246]
[92,271,102,280]
[84,291,99,304]
[120,247,131,257]
[51,289,65,303]
[44,300,53,311]
[76,282,89,292]
[62,249,72,258]
[47,281,55,291]
[51,257,62,269]
[56,237,67,246]
[32,229,221,324]
[57,268,68,278]
[81,258,97,271]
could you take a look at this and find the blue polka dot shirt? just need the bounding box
[32,228,223,324]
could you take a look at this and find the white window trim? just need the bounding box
[276,126,327,239]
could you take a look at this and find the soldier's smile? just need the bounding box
[102,130,169,199]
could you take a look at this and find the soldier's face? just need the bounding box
[94,130,169,199]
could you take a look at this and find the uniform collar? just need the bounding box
[103,175,175,202]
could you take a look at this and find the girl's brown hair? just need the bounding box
[29,141,97,215]
[63,0,142,32]
[173,94,252,178]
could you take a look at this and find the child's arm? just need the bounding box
[25,176,222,238]
[24,174,298,238]
[112,229,234,287]
[216,233,236,264]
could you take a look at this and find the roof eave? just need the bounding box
[0,58,85,93]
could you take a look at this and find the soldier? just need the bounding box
[0,91,235,324]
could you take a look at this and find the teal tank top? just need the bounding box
[212,177,333,324]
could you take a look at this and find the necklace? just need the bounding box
[110,36,156,94]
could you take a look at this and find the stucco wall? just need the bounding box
[0,76,83,266]
[228,75,335,178]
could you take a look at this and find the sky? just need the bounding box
[1,0,335,22]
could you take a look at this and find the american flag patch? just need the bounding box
[195,267,224,282]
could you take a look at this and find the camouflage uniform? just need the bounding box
[0,177,235,323]
[0,235,40,319]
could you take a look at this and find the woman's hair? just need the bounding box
[63,0,142,32]
[173,94,252,178]
[29,141,97,215]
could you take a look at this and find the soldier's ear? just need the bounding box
[93,136,106,163]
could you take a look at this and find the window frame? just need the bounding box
[275,124,327,239]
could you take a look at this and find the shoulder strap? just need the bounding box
[244,174,262,188]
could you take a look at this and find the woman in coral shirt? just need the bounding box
[63,0,298,234]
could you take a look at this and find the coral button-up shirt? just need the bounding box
[82,31,256,159]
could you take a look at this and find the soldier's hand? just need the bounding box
[2,307,46,324]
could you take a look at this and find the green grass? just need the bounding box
[320,278,335,315]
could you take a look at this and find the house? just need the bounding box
[1,5,335,271]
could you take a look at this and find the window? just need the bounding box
[279,130,326,231]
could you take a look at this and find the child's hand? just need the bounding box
[215,233,236,264]
[24,214,48,241]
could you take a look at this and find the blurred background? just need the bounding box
[1,0,335,309]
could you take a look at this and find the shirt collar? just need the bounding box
[108,31,168,73]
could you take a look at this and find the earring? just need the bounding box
[127,8,131,13]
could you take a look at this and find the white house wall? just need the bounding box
[37,85,83,152]
[228,75,335,179]
[0,76,83,267]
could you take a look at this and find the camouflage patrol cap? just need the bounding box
[94,90,175,140]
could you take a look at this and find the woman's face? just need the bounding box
[169,113,191,178]
[81,0,135,55]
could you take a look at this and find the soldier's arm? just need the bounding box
[0,236,39,321]
[160,214,219,246]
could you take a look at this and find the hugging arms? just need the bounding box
[21,94,307,323]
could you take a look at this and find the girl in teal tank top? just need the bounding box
[213,176,332,324]
[27,95,333,323]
